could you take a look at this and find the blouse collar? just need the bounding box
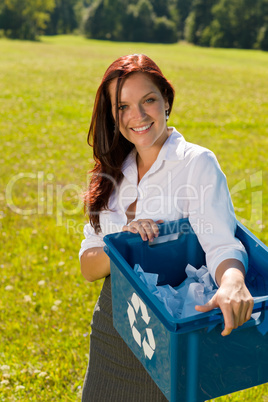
[121,127,186,180]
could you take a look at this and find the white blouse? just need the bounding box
[79,128,248,283]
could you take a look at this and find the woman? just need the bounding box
[79,54,254,401]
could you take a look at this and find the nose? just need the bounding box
[132,104,146,120]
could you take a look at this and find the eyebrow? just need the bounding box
[114,91,157,106]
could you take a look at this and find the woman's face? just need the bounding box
[109,72,169,155]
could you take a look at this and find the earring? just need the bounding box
[165,110,169,121]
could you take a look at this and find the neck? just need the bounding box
[136,127,171,182]
[137,149,158,173]
[137,153,151,183]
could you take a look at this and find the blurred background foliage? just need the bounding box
[0,0,268,50]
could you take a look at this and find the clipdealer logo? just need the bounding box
[5,171,82,226]
[2,170,264,233]
[230,171,263,232]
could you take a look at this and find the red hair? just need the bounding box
[84,54,175,233]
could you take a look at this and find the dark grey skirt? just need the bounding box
[82,275,168,401]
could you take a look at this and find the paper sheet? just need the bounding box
[134,263,217,319]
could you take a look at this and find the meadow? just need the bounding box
[0,35,267,401]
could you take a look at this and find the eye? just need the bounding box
[118,104,127,111]
[145,98,155,104]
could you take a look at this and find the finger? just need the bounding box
[123,222,145,238]
[122,224,138,234]
[220,304,235,336]
[129,221,148,241]
[231,301,243,329]
[235,296,254,328]
[145,220,161,239]
[151,221,161,238]
[245,299,254,322]
[231,299,254,328]
[195,298,217,313]
[138,220,157,241]
[232,300,252,328]
[156,220,164,224]
[237,301,248,327]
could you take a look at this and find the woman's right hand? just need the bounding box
[122,219,164,242]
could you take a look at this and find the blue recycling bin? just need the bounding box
[103,219,268,402]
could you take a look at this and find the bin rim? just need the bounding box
[104,218,268,333]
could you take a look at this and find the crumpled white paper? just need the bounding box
[134,264,217,319]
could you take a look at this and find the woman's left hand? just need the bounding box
[195,267,254,336]
[122,219,164,241]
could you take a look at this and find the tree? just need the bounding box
[73,0,92,34]
[0,0,55,40]
[83,0,178,43]
[150,0,171,17]
[184,0,266,50]
[45,0,78,35]
[84,0,124,40]
[175,0,193,39]
[254,0,268,50]
[255,25,268,50]
[122,0,178,43]
[208,0,263,49]
[123,0,155,42]
[184,0,214,45]
[153,16,177,43]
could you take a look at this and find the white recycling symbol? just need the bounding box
[127,292,156,360]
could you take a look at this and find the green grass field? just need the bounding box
[0,35,267,401]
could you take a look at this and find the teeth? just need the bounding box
[132,123,152,132]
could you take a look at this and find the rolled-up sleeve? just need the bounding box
[78,222,105,261]
[188,150,248,284]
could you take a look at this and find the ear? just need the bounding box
[164,99,170,113]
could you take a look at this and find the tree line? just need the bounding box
[0,0,268,50]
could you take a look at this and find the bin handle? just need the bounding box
[146,219,193,247]
[156,219,192,238]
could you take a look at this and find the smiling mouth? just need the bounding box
[131,122,153,132]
